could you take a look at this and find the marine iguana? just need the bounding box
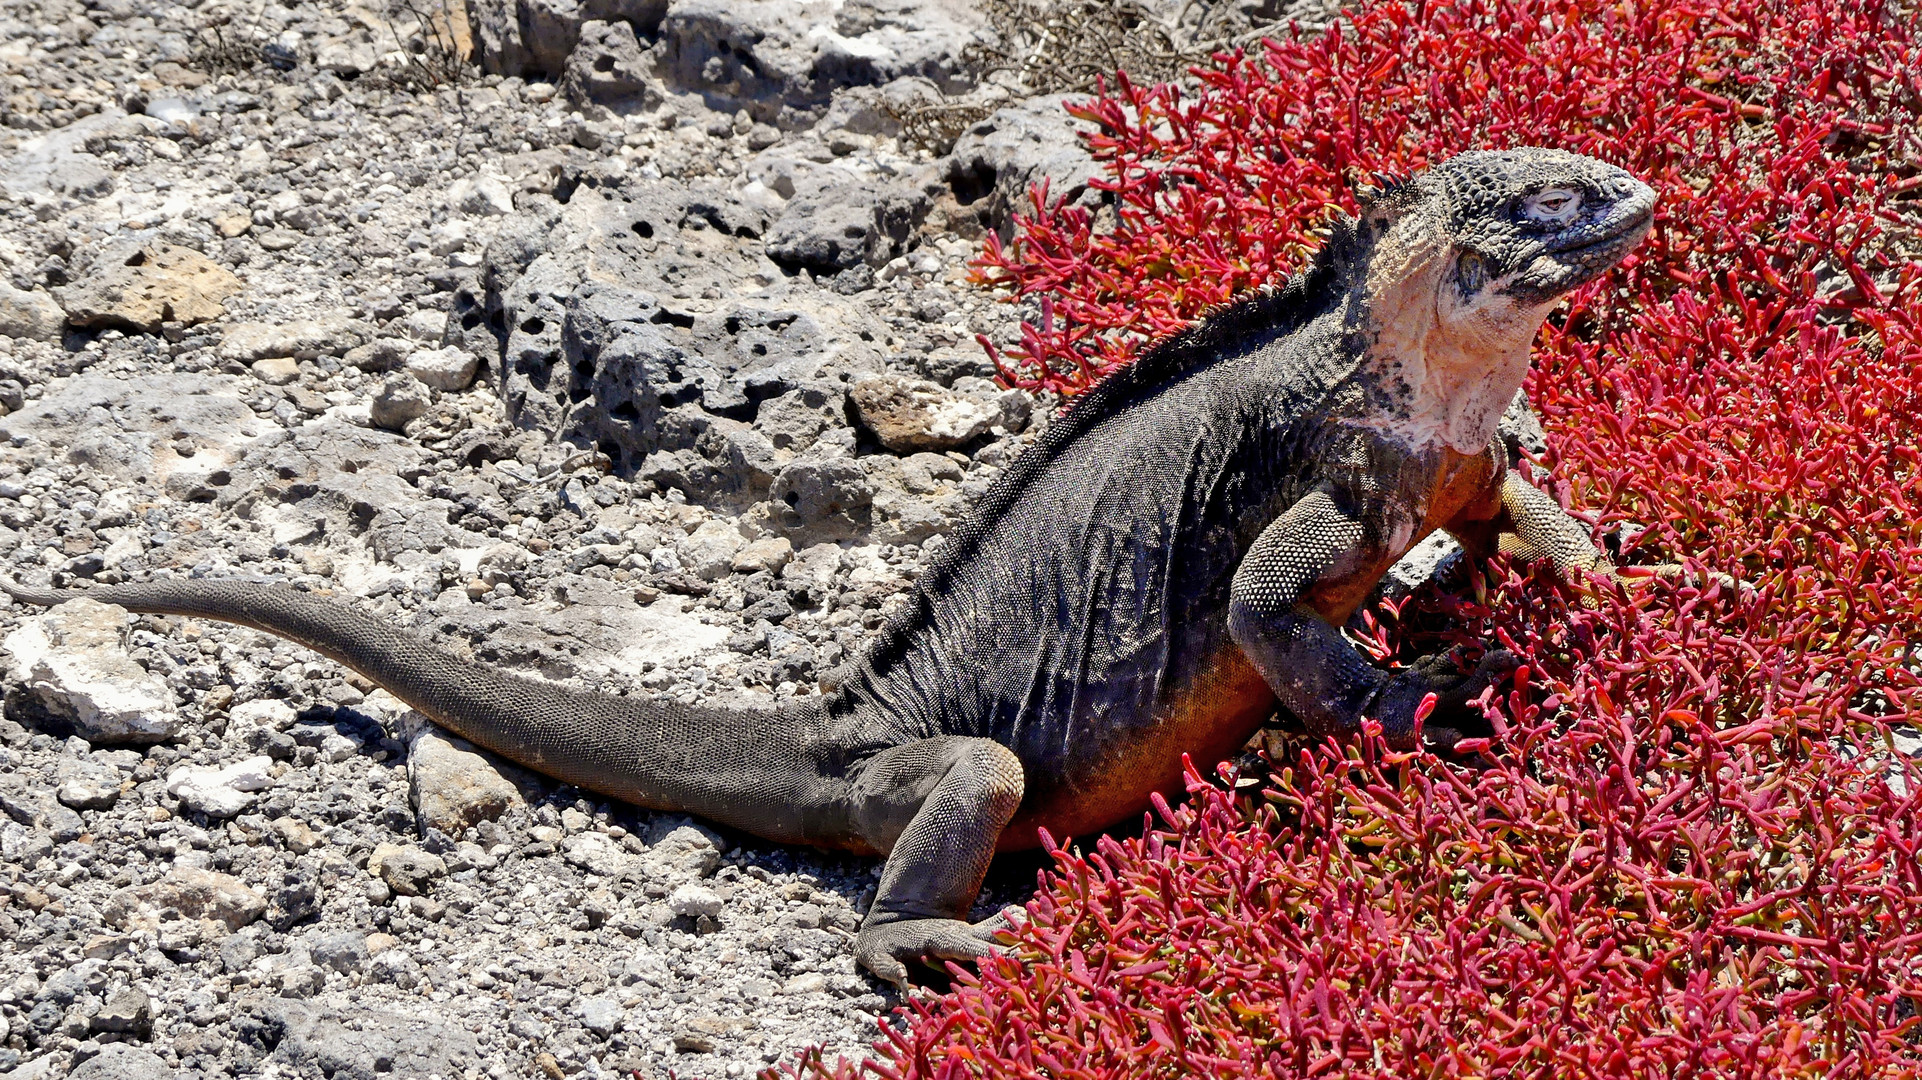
[3,147,1657,987]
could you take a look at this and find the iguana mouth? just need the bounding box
[1551,211,1653,258]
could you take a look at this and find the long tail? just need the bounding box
[1,577,837,843]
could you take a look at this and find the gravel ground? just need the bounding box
[0,0,1108,1075]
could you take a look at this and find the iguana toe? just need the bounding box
[855,917,1007,989]
[1377,648,1517,749]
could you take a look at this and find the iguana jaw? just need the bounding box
[1359,211,1554,453]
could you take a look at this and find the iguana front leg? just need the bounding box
[842,737,1025,988]
[1228,489,1511,747]
[1450,469,1612,580]
[1456,470,1745,604]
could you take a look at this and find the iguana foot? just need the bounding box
[854,916,1008,989]
[1610,563,1744,594]
[1375,648,1518,751]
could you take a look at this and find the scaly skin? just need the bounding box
[1,148,1657,987]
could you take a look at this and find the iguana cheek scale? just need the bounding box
[2,148,1657,988]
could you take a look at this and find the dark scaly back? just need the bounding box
[843,213,1368,698]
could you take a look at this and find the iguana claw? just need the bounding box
[1375,648,1519,751]
[854,915,1010,990]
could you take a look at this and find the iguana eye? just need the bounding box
[1457,251,1487,294]
[1523,187,1582,223]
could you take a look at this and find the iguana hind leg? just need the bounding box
[843,736,1024,988]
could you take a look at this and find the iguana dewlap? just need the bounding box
[3,148,1656,986]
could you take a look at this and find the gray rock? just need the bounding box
[220,316,372,362]
[781,971,828,994]
[668,883,723,919]
[577,994,623,1036]
[368,948,423,989]
[3,599,181,745]
[951,375,1032,434]
[561,830,635,877]
[88,987,151,1035]
[371,844,445,896]
[408,730,527,835]
[165,756,274,818]
[400,309,449,343]
[471,0,667,77]
[678,519,746,580]
[869,481,949,544]
[0,283,64,342]
[250,998,480,1080]
[563,19,654,103]
[770,435,873,530]
[103,867,267,933]
[754,380,848,451]
[0,774,51,827]
[343,337,412,371]
[219,932,260,973]
[946,94,1104,232]
[0,109,141,199]
[251,356,301,385]
[656,0,980,124]
[731,535,793,575]
[404,345,479,391]
[369,372,434,431]
[315,36,379,74]
[215,419,476,564]
[310,931,371,973]
[47,153,115,198]
[1,821,54,865]
[643,821,724,878]
[273,962,327,999]
[504,286,687,471]
[55,768,120,811]
[1374,531,1466,604]
[764,174,940,273]
[449,174,516,218]
[38,959,105,1004]
[0,372,264,498]
[67,1044,171,1080]
[265,865,321,930]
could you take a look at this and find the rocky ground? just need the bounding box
[0,0,1167,1075]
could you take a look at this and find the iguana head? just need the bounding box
[1356,148,1656,450]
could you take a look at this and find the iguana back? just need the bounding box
[832,237,1368,836]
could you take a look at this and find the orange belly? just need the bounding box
[997,643,1276,852]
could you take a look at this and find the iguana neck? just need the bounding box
[1350,221,1552,454]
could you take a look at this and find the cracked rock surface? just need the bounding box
[0,0,1117,1074]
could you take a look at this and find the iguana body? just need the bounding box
[3,149,1657,985]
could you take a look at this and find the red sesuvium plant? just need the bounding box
[789,0,1922,1076]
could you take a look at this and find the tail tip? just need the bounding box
[0,575,69,608]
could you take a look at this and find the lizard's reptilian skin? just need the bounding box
[2,148,1657,986]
